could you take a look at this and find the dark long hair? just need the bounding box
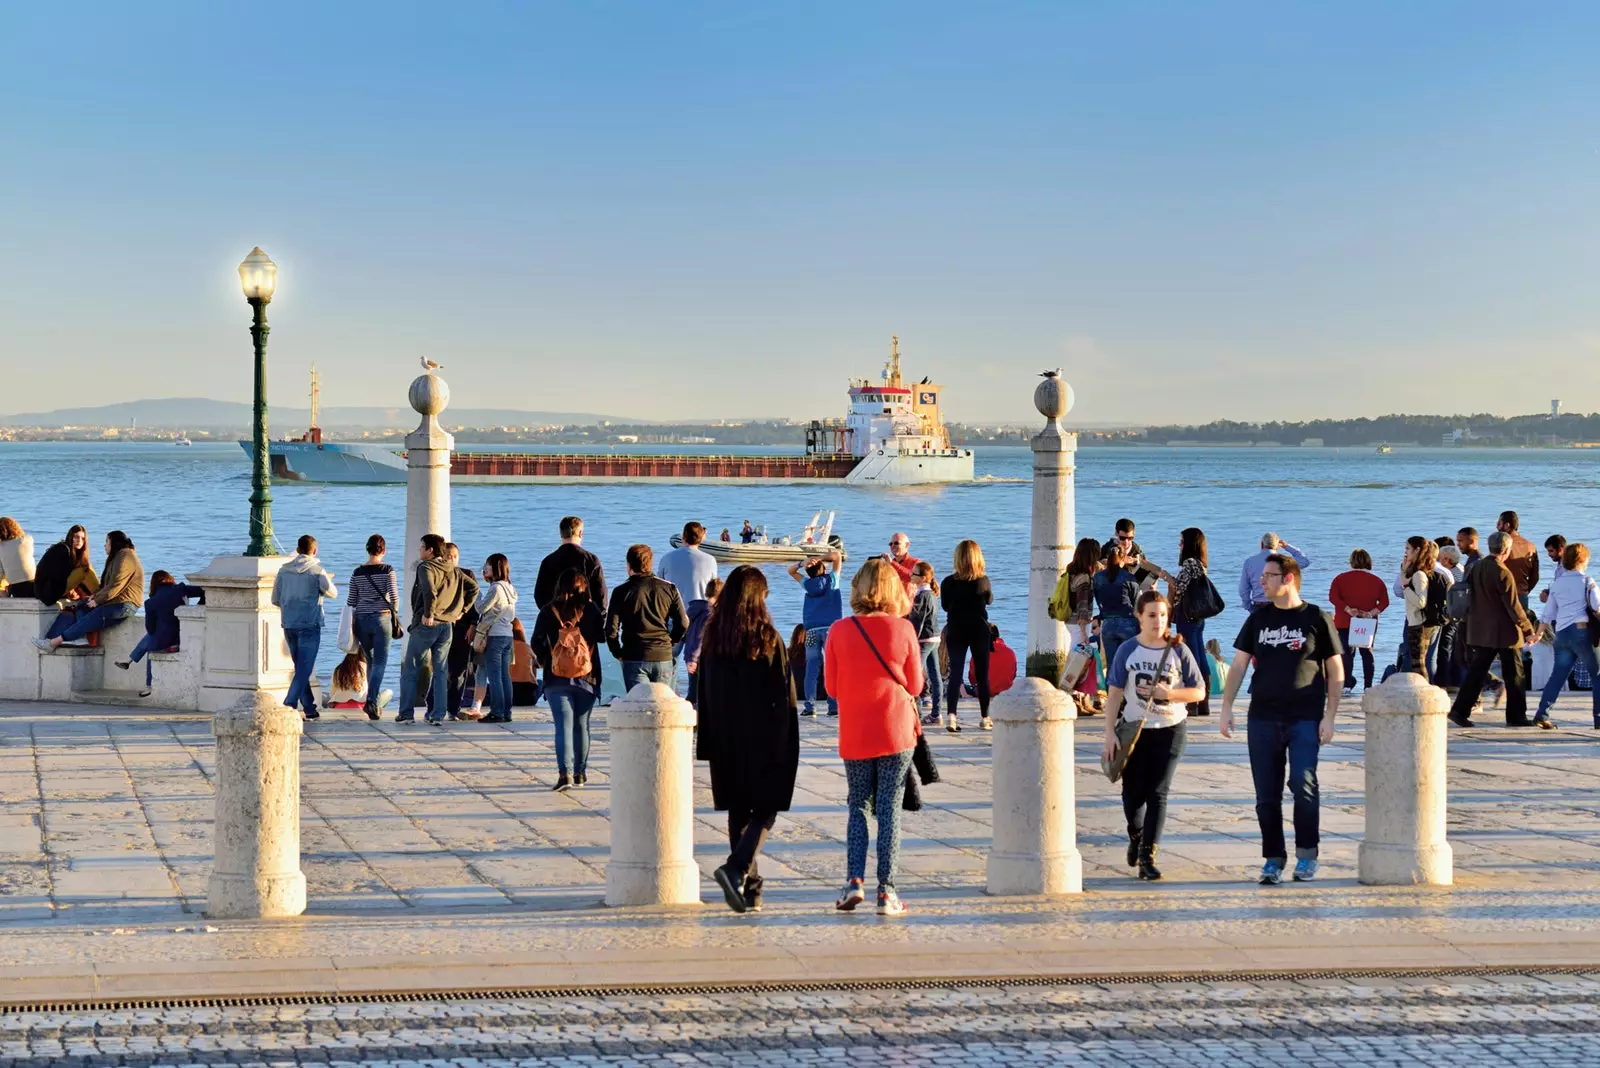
[1066,537,1102,578]
[63,524,90,570]
[1180,527,1208,568]
[106,530,134,557]
[552,569,589,623]
[703,565,779,661]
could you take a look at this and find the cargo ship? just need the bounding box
[251,339,975,486]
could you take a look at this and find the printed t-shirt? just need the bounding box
[802,570,844,630]
[1233,602,1343,721]
[1107,638,1204,729]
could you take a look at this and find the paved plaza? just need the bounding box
[2,692,1600,1006]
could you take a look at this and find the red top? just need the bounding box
[825,614,926,760]
[1326,569,1390,629]
[886,553,921,589]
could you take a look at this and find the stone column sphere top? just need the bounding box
[409,373,450,417]
[1034,370,1074,420]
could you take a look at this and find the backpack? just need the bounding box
[1446,576,1473,621]
[550,617,592,679]
[1423,571,1450,627]
[1048,571,1076,622]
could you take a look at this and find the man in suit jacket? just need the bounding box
[1450,531,1536,728]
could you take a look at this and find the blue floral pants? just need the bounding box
[843,749,914,889]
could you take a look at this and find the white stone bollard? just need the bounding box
[206,688,307,918]
[1026,370,1077,685]
[986,677,1083,895]
[1358,673,1453,886]
[403,372,454,596]
[605,682,701,907]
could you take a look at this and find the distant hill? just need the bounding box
[0,397,624,430]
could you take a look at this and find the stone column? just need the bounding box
[206,689,307,918]
[986,677,1083,895]
[1026,370,1077,684]
[189,555,293,713]
[1358,673,1453,886]
[605,682,701,906]
[403,372,454,595]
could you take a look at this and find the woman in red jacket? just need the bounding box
[1327,548,1390,693]
[824,558,925,917]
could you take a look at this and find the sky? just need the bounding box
[2,2,1598,425]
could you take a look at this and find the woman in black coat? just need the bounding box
[695,564,799,913]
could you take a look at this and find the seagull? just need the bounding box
[1040,369,1059,378]
[420,357,444,371]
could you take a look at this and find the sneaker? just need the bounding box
[922,710,942,726]
[30,638,52,652]
[114,660,131,671]
[1536,716,1555,730]
[876,887,907,917]
[980,717,993,732]
[552,774,571,792]
[1259,860,1284,885]
[712,866,748,913]
[826,707,838,717]
[574,773,587,787]
[801,705,817,717]
[138,689,152,698]
[428,717,443,728]
[1292,858,1320,882]
[946,714,960,733]
[363,704,380,721]
[744,892,763,913]
[304,709,320,721]
[395,714,415,724]
[834,881,866,911]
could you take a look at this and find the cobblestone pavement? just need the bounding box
[3,972,1600,1067]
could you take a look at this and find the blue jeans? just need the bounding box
[843,750,914,889]
[921,641,941,716]
[621,659,675,691]
[399,622,452,721]
[352,613,392,710]
[47,601,137,643]
[127,634,156,686]
[482,635,514,720]
[282,627,322,715]
[1175,618,1209,690]
[803,625,836,714]
[1100,616,1136,664]
[547,685,598,776]
[1246,715,1322,862]
[1538,624,1600,725]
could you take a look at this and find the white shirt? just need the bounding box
[0,534,35,585]
[1540,570,1600,632]
[657,544,719,603]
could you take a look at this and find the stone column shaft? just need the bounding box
[986,677,1083,895]
[1026,372,1077,683]
[206,689,307,918]
[605,682,701,906]
[404,372,454,596]
[1358,673,1453,885]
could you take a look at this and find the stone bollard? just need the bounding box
[206,689,307,918]
[403,372,454,597]
[1025,370,1078,684]
[605,682,700,907]
[986,677,1083,895]
[1358,672,1453,886]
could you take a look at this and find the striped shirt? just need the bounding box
[346,564,400,616]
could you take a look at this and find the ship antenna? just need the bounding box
[309,364,320,431]
[888,334,902,388]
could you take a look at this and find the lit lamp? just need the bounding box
[238,247,278,556]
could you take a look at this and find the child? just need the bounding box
[325,650,392,712]
[684,576,723,707]
[114,570,203,698]
[908,561,942,724]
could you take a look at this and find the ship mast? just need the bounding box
[886,334,903,388]
[309,365,320,430]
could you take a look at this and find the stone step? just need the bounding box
[69,689,158,707]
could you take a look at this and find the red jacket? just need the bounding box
[1326,569,1390,629]
[825,614,925,760]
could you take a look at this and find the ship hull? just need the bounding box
[252,442,974,486]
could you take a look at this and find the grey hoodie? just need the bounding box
[271,554,338,630]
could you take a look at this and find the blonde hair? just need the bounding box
[851,558,911,616]
[953,539,986,581]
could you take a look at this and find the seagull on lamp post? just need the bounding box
[420,357,444,372]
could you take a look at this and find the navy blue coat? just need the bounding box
[143,583,204,650]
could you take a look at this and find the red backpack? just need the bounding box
[550,616,592,679]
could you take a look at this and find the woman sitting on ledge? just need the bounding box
[324,650,392,712]
[0,517,37,598]
[114,570,204,697]
[34,531,143,652]
[32,525,98,607]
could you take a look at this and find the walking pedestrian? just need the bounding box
[1497,511,1539,613]
[940,539,994,732]
[786,549,843,716]
[397,534,472,724]
[1165,527,1216,716]
[532,569,604,788]
[908,561,941,724]
[1449,531,1537,728]
[1398,536,1450,677]
[824,558,924,917]
[346,534,400,720]
[1327,549,1389,693]
[1539,535,1568,604]
[1219,552,1344,885]
[1102,589,1206,881]
[605,544,688,690]
[1533,542,1600,729]
[698,565,800,914]
[270,535,337,721]
[475,553,518,723]
[533,516,606,612]
[1238,533,1311,610]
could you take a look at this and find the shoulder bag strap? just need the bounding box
[850,616,918,704]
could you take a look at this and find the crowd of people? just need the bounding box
[5,504,1595,908]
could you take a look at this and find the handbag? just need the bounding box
[1346,616,1378,649]
[1100,643,1175,783]
[1178,571,1225,622]
[384,584,405,641]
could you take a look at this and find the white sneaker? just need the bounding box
[30,638,52,652]
[876,888,907,916]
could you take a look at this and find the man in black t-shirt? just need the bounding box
[1220,552,1344,887]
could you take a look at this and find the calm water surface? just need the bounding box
[3,441,1597,695]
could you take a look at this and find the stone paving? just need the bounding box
[3,973,1600,1066]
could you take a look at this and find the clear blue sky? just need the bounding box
[3,3,1597,424]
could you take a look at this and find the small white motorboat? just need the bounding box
[674,511,846,564]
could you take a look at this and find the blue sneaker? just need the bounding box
[1258,860,1284,885]
[1292,858,1320,882]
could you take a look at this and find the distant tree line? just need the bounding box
[1133,412,1600,447]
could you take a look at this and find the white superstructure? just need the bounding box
[836,336,974,485]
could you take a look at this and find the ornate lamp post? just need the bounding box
[238,248,278,557]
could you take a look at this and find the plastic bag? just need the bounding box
[336,605,357,655]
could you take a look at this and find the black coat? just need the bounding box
[695,644,799,813]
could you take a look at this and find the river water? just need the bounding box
[3,441,1597,697]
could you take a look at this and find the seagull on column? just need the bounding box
[420,357,444,371]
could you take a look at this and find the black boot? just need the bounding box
[1138,847,1162,881]
[1126,830,1141,868]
